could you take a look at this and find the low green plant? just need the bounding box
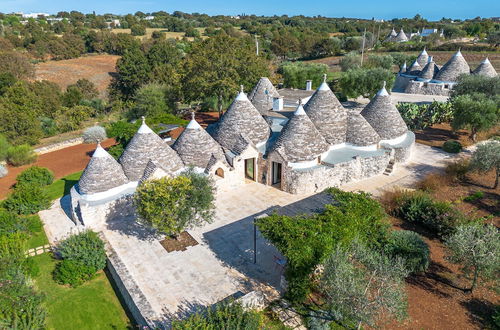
[107,144,125,160]
[53,259,95,287]
[6,144,37,166]
[16,166,54,187]
[463,191,484,202]
[442,140,462,153]
[444,159,470,181]
[56,230,106,274]
[171,302,263,329]
[394,191,466,237]
[385,230,430,274]
[3,185,51,215]
[396,101,453,130]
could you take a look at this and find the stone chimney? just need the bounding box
[306,80,312,91]
[273,97,283,111]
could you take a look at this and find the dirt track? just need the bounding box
[0,139,116,199]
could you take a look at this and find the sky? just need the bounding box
[1,0,499,21]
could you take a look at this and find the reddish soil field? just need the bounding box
[0,139,116,199]
[383,169,499,329]
[34,54,120,98]
[415,123,499,148]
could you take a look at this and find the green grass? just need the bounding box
[26,215,49,249]
[45,171,82,201]
[33,253,132,330]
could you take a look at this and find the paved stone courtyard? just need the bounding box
[39,143,465,325]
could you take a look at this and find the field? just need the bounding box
[109,27,207,41]
[32,253,132,330]
[35,54,120,98]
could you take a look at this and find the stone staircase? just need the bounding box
[383,160,395,176]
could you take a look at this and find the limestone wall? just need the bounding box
[393,75,413,92]
[404,81,451,96]
[279,153,390,195]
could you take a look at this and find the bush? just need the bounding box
[444,159,469,181]
[396,101,453,130]
[463,191,484,202]
[0,134,10,161]
[0,164,7,178]
[171,302,263,329]
[107,144,124,160]
[385,230,430,274]
[339,67,394,99]
[56,230,106,274]
[417,173,451,192]
[82,126,107,144]
[3,185,51,215]
[53,259,95,287]
[469,140,500,189]
[442,140,462,153]
[16,166,54,187]
[394,191,466,237]
[339,52,361,72]
[279,61,329,89]
[6,144,37,166]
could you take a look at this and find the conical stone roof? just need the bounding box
[472,58,497,77]
[78,144,129,194]
[304,74,347,145]
[172,113,225,169]
[346,110,381,146]
[390,28,397,37]
[394,28,408,42]
[210,86,271,152]
[270,103,329,163]
[419,56,439,80]
[119,118,184,181]
[407,59,421,74]
[248,77,280,114]
[416,49,429,67]
[399,61,407,73]
[360,82,408,140]
[434,50,470,82]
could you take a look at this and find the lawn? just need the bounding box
[27,215,49,249]
[46,171,83,201]
[33,253,132,330]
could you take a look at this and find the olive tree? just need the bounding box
[134,169,215,237]
[469,141,500,188]
[315,242,408,329]
[451,93,498,142]
[445,223,499,292]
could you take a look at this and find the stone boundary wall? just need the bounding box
[101,233,158,328]
[34,137,83,155]
[282,153,390,195]
[404,80,451,96]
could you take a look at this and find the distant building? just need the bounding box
[393,49,497,95]
[144,16,155,20]
[22,12,49,18]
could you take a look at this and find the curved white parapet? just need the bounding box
[75,181,138,205]
[380,131,415,149]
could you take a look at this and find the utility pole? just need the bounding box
[360,28,366,67]
[255,34,259,56]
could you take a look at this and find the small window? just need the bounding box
[215,168,224,178]
[317,156,321,164]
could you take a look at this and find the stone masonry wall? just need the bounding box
[392,75,413,92]
[404,81,451,96]
[280,153,390,195]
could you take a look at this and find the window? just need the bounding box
[215,168,224,178]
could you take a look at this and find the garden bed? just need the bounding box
[160,231,199,252]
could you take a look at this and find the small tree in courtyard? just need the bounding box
[315,242,408,329]
[134,170,215,238]
[451,93,498,142]
[445,223,499,293]
[469,141,500,189]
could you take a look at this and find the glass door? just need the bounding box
[245,158,255,180]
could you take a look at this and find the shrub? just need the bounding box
[82,126,107,144]
[56,230,106,274]
[0,164,7,178]
[417,173,453,192]
[171,302,263,329]
[16,166,54,187]
[0,134,10,161]
[339,52,361,72]
[444,159,469,181]
[451,93,498,142]
[53,259,95,287]
[385,230,430,274]
[396,101,453,130]
[3,185,51,215]
[442,140,462,153]
[279,61,329,89]
[394,191,466,237]
[107,144,124,160]
[463,191,484,202]
[6,144,37,166]
[339,67,394,99]
[469,140,500,189]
